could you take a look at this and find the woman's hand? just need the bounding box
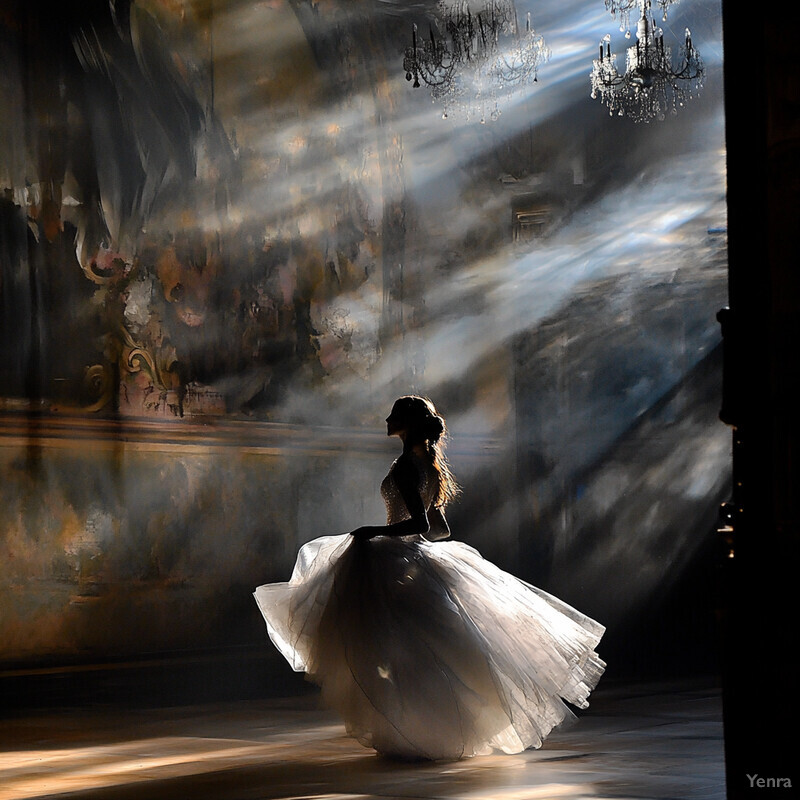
[351,526,380,540]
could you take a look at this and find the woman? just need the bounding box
[254,395,605,761]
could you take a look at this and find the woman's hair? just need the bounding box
[393,395,460,508]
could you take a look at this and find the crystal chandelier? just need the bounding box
[605,0,679,35]
[403,1,550,122]
[590,0,704,122]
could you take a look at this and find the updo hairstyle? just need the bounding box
[393,395,458,507]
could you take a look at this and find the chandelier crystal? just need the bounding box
[590,0,704,122]
[605,0,679,35]
[403,1,550,122]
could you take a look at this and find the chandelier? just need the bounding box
[590,0,704,122]
[403,1,550,122]
[604,0,679,35]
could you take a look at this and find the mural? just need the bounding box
[0,0,729,672]
[0,0,392,420]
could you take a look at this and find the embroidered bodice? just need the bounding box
[380,453,438,525]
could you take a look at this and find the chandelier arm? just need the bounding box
[594,72,632,89]
[670,62,704,81]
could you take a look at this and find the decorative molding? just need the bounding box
[0,412,503,460]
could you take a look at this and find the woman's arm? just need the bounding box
[424,505,450,541]
[351,456,430,540]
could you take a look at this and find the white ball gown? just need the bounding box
[254,454,606,761]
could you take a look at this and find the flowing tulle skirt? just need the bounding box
[254,534,605,761]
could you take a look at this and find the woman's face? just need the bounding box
[386,401,409,437]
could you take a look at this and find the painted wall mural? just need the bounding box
[0,0,394,421]
[0,0,729,672]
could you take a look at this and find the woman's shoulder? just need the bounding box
[392,451,432,481]
[386,453,415,485]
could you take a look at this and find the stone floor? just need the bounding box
[0,677,724,800]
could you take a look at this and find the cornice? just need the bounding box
[0,412,503,460]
